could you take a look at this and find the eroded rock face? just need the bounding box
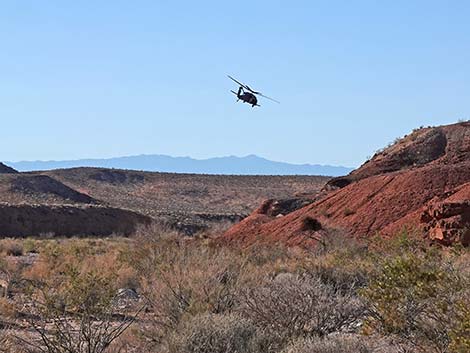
[256,198,314,217]
[421,201,470,246]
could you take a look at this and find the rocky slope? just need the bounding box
[223,122,470,246]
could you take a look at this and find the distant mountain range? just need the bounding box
[6,154,353,176]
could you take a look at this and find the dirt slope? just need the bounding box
[0,162,17,174]
[0,204,151,237]
[223,122,470,246]
[0,174,96,205]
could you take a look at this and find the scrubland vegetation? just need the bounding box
[0,228,468,353]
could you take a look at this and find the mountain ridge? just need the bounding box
[7,154,352,176]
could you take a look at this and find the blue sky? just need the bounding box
[1,1,469,167]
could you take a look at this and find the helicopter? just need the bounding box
[228,75,280,107]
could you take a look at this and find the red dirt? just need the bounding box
[223,122,470,246]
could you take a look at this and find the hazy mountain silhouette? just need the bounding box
[7,154,353,176]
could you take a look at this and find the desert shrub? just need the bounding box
[309,230,367,260]
[197,221,236,239]
[361,250,469,353]
[25,238,132,290]
[305,265,368,296]
[25,240,64,280]
[118,229,247,344]
[0,240,23,257]
[4,238,144,353]
[243,242,293,267]
[280,335,374,353]
[0,256,23,299]
[302,232,372,286]
[449,299,470,353]
[301,217,322,231]
[166,313,272,353]
[0,329,14,353]
[365,229,426,259]
[22,238,38,254]
[17,267,141,353]
[240,273,365,341]
[0,298,17,319]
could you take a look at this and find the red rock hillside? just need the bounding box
[223,122,470,246]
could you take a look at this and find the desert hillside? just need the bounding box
[223,122,470,246]
[0,166,329,236]
[40,168,329,234]
[0,162,17,174]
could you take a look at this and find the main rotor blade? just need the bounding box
[227,75,248,89]
[245,85,259,94]
[258,93,280,104]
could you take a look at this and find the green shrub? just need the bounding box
[449,299,470,353]
[361,251,469,353]
[22,238,38,254]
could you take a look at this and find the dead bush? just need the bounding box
[166,313,272,353]
[241,273,365,341]
[305,265,368,296]
[281,335,374,353]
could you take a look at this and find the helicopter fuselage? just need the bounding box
[234,87,258,107]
